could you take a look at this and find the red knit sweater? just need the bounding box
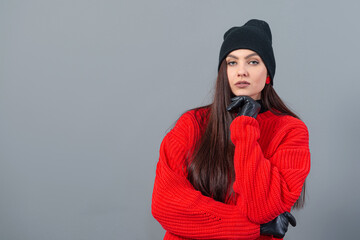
[152,107,311,240]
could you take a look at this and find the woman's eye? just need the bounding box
[227,61,236,66]
[249,60,259,65]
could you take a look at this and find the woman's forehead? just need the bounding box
[227,49,259,58]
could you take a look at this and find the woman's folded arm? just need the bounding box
[230,115,311,224]
[151,113,260,239]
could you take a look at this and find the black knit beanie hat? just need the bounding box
[218,19,276,85]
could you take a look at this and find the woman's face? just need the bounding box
[226,49,267,100]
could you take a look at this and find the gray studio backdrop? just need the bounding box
[1,0,359,239]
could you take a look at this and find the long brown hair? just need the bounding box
[184,59,306,209]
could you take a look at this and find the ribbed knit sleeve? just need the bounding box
[151,112,260,239]
[230,115,311,224]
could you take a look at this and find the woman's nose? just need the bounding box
[237,63,249,77]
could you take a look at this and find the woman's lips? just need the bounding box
[235,81,250,88]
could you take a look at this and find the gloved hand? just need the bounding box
[260,211,297,239]
[226,96,261,118]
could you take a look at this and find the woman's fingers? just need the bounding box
[226,96,245,111]
[226,96,249,111]
[284,211,297,227]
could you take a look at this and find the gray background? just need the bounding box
[1,0,359,239]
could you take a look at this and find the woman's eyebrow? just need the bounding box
[226,53,259,60]
[245,53,259,59]
[226,54,238,59]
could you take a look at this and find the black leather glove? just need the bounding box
[260,211,297,239]
[226,96,261,118]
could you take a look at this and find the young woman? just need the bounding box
[151,19,311,240]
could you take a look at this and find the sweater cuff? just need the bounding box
[230,116,260,143]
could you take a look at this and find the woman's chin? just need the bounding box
[233,93,261,101]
